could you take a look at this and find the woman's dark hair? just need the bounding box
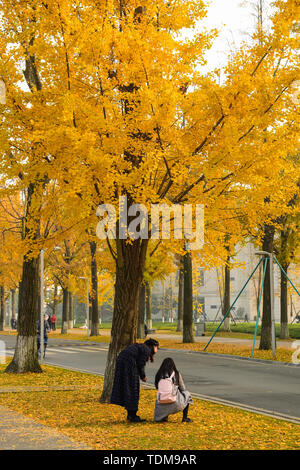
[155,357,179,389]
[144,338,159,362]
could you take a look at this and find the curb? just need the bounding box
[158,347,300,367]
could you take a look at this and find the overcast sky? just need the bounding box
[201,0,272,72]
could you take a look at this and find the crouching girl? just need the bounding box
[154,358,193,423]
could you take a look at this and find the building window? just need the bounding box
[210,305,217,309]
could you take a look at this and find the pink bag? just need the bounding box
[157,371,177,404]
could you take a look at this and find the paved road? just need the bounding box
[2,335,300,423]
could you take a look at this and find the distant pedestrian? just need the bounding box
[37,315,51,359]
[144,323,149,337]
[154,357,193,423]
[47,315,51,330]
[111,338,159,423]
[50,314,57,331]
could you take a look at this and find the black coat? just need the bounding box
[110,343,151,411]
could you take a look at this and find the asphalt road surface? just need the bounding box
[2,335,300,424]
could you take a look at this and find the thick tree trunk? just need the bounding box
[280,263,289,339]
[183,249,194,343]
[0,286,4,331]
[6,180,42,373]
[137,283,146,339]
[177,263,184,332]
[100,238,148,403]
[145,281,152,329]
[61,288,69,334]
[5,33,46,373]
[5,256,42,373]
[222,255,231,332]
[68,292,74,329]
[90,241,99,336]
[259,224,275,350]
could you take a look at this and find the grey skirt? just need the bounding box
[154,389,193,422]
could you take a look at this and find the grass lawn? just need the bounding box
[156,340,295,363]
[152,322,300,340]
[2,322,299,341]
[95,322,300,340]
[0,361,299,450]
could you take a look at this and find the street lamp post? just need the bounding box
[79,277,89,338]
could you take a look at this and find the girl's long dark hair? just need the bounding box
[155,358,179,389]
[144,338,159,362]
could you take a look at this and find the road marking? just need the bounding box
[43,348,77,354]
[59,347,108,352]
[5,347,108,356]
[48,347,108,353]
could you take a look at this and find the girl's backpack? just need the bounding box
[157,371,178,404]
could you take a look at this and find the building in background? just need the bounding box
[152,243,300,323]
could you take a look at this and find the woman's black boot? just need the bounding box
[182,404,193,423]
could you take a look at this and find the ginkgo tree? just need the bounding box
[0,1,299,399]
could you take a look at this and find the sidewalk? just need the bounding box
[0,405,91,450]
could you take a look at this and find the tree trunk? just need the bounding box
[0,286,4,331]
[145,281,152,329]
[280,263,289,339]
[169,283,173,322]
[100,238,148,403]
[5,31,46,373]
[259,224,275,350]
[11,289,16,320]
[98,304,102,325]
[222,255,231,332]
[5,256,42,373]
[90,240,99,336]
[5,181,42,373]
[161,282,166,322]
[61,288,69,334]
[183,249,194,343]
[137,283,146,339]
[68,292,74,329]
[177,263,184,332]
[53,284,58,316]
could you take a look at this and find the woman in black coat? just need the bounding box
[111,338,159,422]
